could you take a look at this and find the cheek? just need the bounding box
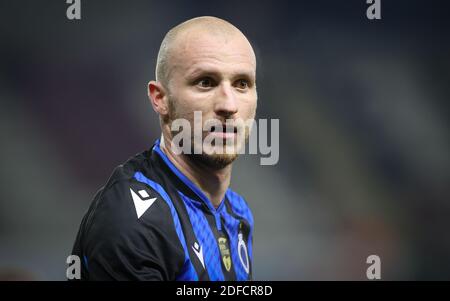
[183,90,216,112]
[172,89,215,120]
[238,94,257,119]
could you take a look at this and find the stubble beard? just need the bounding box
[166,96,248,170]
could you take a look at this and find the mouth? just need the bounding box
[210,125,237,133]
[208,124,237,139]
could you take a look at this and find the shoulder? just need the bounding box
[86,153,174,231]
[76,154,185,280]
[87,171,174,236]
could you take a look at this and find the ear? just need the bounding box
[148,80,169,116]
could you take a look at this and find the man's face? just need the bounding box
[165,29,257,168]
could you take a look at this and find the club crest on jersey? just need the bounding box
[218,237,232,272]
[238,223,250,274]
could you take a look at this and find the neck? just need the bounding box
[160,135,232,208]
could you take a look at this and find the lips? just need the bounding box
[207,124,237,139]
[210,125,237,134]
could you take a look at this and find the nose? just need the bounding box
[214,81,238,119]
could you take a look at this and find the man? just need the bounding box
[71,16,257,281]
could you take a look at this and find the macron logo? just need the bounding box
[130,188,157,219]
[192,242,205,269]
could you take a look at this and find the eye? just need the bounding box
[235,79,249,90]
[196,77,215,89]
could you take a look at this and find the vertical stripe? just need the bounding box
[226,190,254,262]
[179,191,225,281]
[223,190,254,280]
[134,171,198,281]
[221,209,249,280]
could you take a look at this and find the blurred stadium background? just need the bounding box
[0,0,449,280]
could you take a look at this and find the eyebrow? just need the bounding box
[186,66,255,82]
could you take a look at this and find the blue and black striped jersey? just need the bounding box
[71,139,254,281]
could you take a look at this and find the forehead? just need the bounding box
[170,30,256,77]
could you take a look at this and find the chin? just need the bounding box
[194,152,239,169]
